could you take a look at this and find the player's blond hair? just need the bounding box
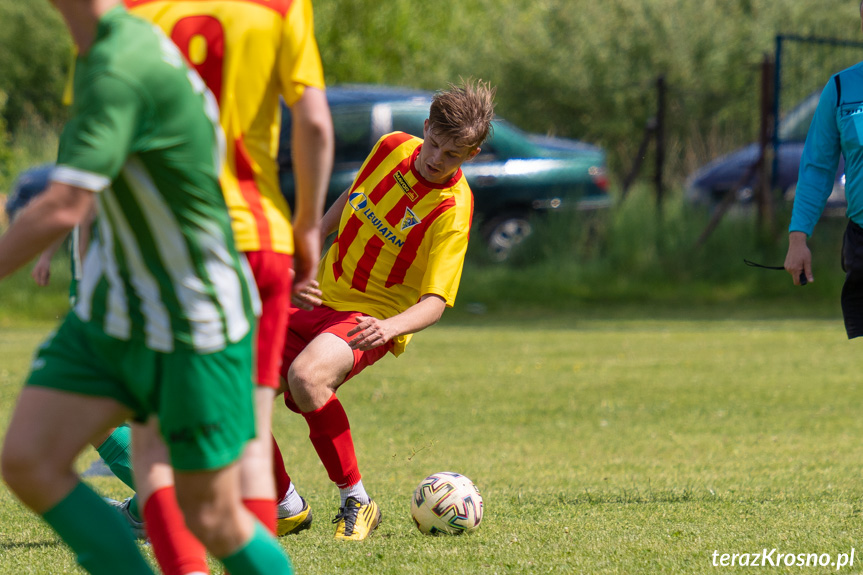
[428,78,496,150]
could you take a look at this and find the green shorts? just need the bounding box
[27,313,255,471]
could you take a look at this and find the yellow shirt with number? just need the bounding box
[126,0,325,254]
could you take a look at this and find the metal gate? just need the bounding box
[773,35,863,188]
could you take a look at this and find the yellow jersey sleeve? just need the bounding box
[280,0,325,107]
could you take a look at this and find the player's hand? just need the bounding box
[785,231,813,286]
[347,316,394,350]
[291,279,322,310]
[31,259,51,287]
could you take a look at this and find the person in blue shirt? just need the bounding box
[786,1,863,338]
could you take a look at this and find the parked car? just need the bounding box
[279,85,611,261]
[5,85,611,261]
[685,90,846,215]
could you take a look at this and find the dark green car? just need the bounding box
[279,85,610,261]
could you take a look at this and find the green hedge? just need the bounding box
[4,0,862,186]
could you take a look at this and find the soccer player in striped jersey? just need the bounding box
[0,2,293,574]
[274,79,496,541]
[81,0,333,571]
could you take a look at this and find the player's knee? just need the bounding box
[181,503,218,540]
[177,495,245,555]
[175,493,220,541]
[1,439,51,494]
[286,360,322,407]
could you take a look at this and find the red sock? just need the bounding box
[143,486,209,575]
[243,498,276,534]
[303,394,361,488]
[271,433,292,502]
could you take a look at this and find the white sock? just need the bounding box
[277,482,306,518]
[339,479,370,507]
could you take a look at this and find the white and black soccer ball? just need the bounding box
[410,471,483,535]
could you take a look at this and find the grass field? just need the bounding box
[3,309,863,574]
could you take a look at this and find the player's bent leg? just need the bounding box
[174,464,294,574]
[287,334,382,540]
[1,387,131,511]
[1,387,154,574]
[300,394,380,540]
[286,332,354,412]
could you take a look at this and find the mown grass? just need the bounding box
[4,309,863,573]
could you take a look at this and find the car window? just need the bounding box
[277,103,293,170]
[278,103,375,169]
[472,141,498,163]
[390,105,426,139]
[332,107,375,166]
[778,90,820,142]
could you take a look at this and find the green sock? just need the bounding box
[95,424,135,490]
[95,424,142,519]
[42,482,154,575]
[220,522,293,575]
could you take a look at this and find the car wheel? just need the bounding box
[483,213,533,262]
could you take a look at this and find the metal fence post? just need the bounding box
[654,74,666,213]
[758,53,776,239]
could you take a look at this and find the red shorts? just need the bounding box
[280,306,393,410]
[245,251,293,388]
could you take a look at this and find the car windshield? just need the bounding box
[777,90,820,142]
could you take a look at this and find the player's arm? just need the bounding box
[347,294,447,351]
[785,77,841,285]
[31,232,69,287]
[0,182,96,281]
[290,86,334,294]
[78,203,97,259]
[321,188,349,240]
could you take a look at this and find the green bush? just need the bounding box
[6,0,861,187]
[0,0,71,132]
[0,91,13,184]
[314,0,860,181]
[2,0,859,309]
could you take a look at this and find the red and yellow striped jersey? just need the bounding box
[319,132,474,356]
[125,0,325,254]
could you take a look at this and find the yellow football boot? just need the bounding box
[333,497,381,541]
[277,497,313,536]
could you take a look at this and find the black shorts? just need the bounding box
[841,220,863,338]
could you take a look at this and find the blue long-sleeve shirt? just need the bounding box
[791,61,863,235]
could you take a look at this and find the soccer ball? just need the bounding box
[410,471,483,535]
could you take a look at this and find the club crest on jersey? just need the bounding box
[349,192,368,211]
[401,207,422,232]
[394,171,418,202]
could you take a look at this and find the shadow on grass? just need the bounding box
[0,540,62,550]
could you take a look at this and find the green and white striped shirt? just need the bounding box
[53,7,258,353]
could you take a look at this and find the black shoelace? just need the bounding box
[743,259,807,285]
[333,502,360,535]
